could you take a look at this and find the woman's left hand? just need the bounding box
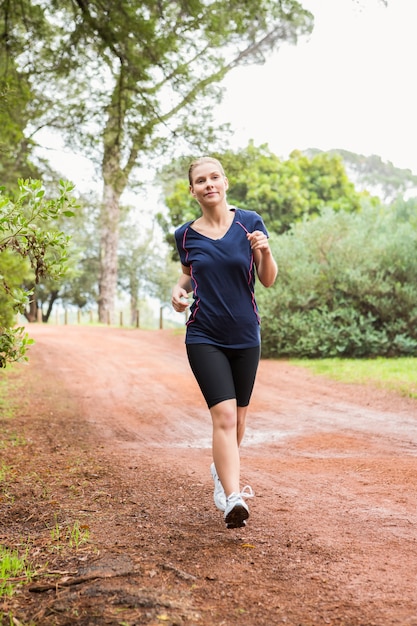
[247,230,270,252]
[248,230,278,287]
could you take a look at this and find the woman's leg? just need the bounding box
[231,346,260,447]
[236,404,249,447]
[210,398,240,497]
[186,345,240,498]
[186,344,259,515]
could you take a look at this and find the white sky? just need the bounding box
[215,0,417,174]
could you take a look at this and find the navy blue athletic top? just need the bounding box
[174,207,268,349]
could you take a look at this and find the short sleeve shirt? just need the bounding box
[174,207,268,348]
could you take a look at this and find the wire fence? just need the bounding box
[31,307,186,330]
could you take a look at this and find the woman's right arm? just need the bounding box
[172,265,192,312]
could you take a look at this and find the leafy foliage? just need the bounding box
[0,51,43,192]
[0,180,75,283]
[0,179,77,366]
[117,213,157,324]
[258,203,417,358]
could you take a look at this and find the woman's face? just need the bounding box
[189,162,229,206]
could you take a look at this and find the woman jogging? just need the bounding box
[171,156,277,529]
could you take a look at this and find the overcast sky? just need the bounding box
[215,0,417,174]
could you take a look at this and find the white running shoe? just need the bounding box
[210,463,226,511]
[224,486,254,529]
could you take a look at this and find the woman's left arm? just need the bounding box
[247,230,278,288]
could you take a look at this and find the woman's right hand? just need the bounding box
[171,285,190,312]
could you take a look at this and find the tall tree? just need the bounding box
[1,0,313,322]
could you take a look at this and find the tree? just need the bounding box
[1,0,313,323]
[118,213,157,326]
[0,179,77,366]
[38,193,101,321]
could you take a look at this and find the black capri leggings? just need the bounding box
[186,343,261,409]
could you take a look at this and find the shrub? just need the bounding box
[259,203,417,358]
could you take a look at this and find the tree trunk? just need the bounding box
[24,289,38,323]
[98,181,121,324]
[43,289,60,323]
[130,295,138,327]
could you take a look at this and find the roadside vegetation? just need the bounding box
[292,357,417,399]
[0,181,77,366]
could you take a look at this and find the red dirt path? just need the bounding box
[2,324,417,625]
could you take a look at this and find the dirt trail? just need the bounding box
[2,324,417,626]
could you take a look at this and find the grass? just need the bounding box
[291,356,417,399]
[50,516,90,550]
[0,545,34,597]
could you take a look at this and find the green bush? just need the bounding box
[259,202,417,358]
[0,179,76,366]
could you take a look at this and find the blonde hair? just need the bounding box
[188,157,225,185]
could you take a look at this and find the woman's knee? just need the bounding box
[210,400,237,431]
